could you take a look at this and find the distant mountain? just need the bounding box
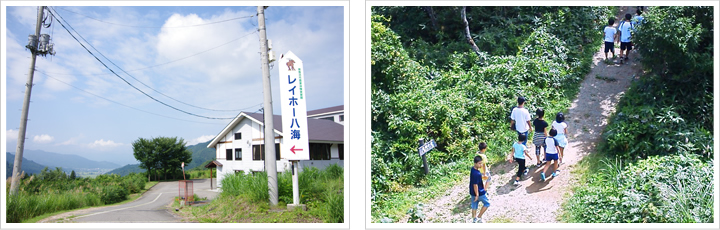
[104,141,215,176]
[105,163,145,176]
[12,149,120,170]
[186,140,215,170]
[6,152,49,177]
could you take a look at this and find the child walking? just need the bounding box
[508,133,533,186]
[551,112,569,163]
[532,108,549,167]
[477,142,491,190]
[603,18,618,61]
[469,155,490,223]
[540,129,562,182]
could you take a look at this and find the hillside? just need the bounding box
[14,149,120,170]
[105,140,216,176]
[104,163,145,176]
[185,140,215,170]
[6,152,49,177]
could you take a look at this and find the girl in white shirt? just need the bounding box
[551,112,569,162]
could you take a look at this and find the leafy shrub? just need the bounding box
[101,185,129,205]
[564,155,713,223]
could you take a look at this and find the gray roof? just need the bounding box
[244,112,344,142]
[307,105,343,116]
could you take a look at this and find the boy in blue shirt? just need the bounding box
[469,155,490,223]
[508,133,533,186]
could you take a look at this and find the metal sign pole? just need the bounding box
[292,160,300,205]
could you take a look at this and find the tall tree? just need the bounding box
[133,137,158,181]
[70,170,76,180]
[132,137,192,181]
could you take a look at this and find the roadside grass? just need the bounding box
[173,193,322,223]
[175,165,343,223]
[22,179,159,223]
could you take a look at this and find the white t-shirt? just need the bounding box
[511,107,531,133]
[551,121,567,135]
[619,20,633,42]
[545,137,559,154]
[604,26,617,42]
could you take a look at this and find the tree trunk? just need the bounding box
[421,6,438,30]
[461,6,483,58]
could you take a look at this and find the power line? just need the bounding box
[56,7,256,28]
[39,30,257,76]
[47,8,235,120]
[37,70,234,124]
[49,7,251,113]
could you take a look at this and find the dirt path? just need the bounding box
[407,6,644,223]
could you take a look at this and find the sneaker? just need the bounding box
[513,180,519,186]
[476,218,483,223]
[551,172,556,177]
[541,173,546,182]
[536,162,542,167]
[523,169,529,176]
[552,170,560,177]
[473,218,478,223]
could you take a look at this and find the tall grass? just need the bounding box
[6,171,148,223]
[6,190,103,223]
[220,164,344,223]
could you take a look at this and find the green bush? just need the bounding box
[220,166,344,223]
[564,155,713,223]
[101,185,129,205]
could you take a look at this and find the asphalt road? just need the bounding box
[69,179,219,223]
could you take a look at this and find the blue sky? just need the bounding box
[3,5,345,165]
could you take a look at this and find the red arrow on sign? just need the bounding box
[290,145,304,154]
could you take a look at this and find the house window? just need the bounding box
[226,149,233,160]
[339,115,344,122]
[338,144,344,160]
[309,143,331,160]
[252,144,281,161]
[235,148,242,161]
[235,132,242,140]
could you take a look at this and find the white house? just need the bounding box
[307,105,344,125]
[206,107,343,188]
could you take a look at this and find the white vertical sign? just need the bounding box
[279,51,310,160]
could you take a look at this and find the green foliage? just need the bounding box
[5,171,148,223]
[370,7,611,219]
[564,155,713,223]
[100,185,129,204]
[406,203,426,223]
[563,6,714,223]
[220,165,344,223]
[132,136,193,181]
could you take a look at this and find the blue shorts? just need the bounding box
[470,194,490,209]
[556,134,568,148]
[545,153,559,161]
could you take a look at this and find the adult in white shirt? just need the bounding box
[510,97,532,146]
[551,112,569,162]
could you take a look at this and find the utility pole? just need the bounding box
[10,6,47,196]
[257,6,278,206]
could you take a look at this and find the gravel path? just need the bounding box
[408,6,644,223]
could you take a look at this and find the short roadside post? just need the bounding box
[418,139,437,174]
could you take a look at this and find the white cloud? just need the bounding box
[186,135,215,146]
[88,139,123,148]
[33,134,55,143]
[6,129,19,142]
